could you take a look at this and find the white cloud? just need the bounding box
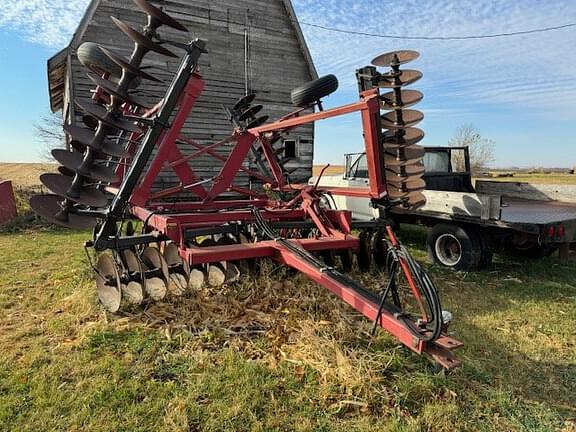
[0,0,90,48]
[292,0,576,115]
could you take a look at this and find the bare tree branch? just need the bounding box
[448,124,495,174]
[34,112,65,162]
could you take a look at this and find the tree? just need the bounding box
[448,124,495,174]
[34,112,66,161]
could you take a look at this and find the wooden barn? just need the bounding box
[47,0,317,191]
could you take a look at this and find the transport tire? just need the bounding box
[427,224,482,271]
[290,75,339,107]
[77,42,141,88]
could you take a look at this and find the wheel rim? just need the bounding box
[435,234,462,266]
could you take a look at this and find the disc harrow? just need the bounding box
[31,1,462,369]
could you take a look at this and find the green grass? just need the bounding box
[0,228,575,431]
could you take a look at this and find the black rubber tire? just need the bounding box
[290,75,339,107]
[506,240,558,258]
[427,224,482,271]
[77,42,141,88]
[475,228,494,269]
[77,42,123,77]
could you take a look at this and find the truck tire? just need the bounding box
[290,75,339,107]
[475,228,494,269]
[427,224,482,271]
[507,240,557,258]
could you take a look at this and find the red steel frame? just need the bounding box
[106,70,462,369]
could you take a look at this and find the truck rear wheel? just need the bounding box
[427,224,482,271]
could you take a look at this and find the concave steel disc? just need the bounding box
[40,173,109,208]
[380,89,423,110]
[247,116,269,129]
[385,153,424,169]
[133,0,188,31]
[83,115,99,130]
[51,149,118,183]
[119,249,145,305]
[58,166,75,177]
[99,47,162,82]
[142,247,171,284]
[405,192,427,209]
[386,163,425,177]
[382,127,425,148]
[378,70,423,88]
[381,109,424,129]
[372,50,420,67]
[385,144,425,161]
[388,181,425,195]
[239,105,263,121]
[64,124,130,158]
[164,243,190,278]
[75,98,141,134]
[87,73,148,108]
[385,172,424,186]
[233,94,256,111]
[29,194,98,230]
[95,254,122,313]
[111,17,177,57]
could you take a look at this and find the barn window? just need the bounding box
[284,139,297,158]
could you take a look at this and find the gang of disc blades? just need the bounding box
[239,105,263,121]
[87,73,148,107]
[64,124,130,158]
[233,94,256,111]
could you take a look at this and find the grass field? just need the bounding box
[1,226,575,431]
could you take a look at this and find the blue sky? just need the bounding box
[0,0,575,167]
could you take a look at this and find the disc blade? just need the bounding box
[385,144,425,161]
[381,89,423,110]
[381,109,424,129]
[133,0,187,31]
[385,159,426,178]
[239,105,263,121]
[40,173,109,208]
[58,166,75,177]
[385,153,424,168]
[64,124,130,158]
[111,17,177,57]
[83,115,99,130]
[75,98,141,133]
[372,50,420,67]
[405,192,427,209]
[247,116,269,129]
[388,180,425,195]
[382,127,425,148]
[385,172,424,186]
[29,194,98,230]
[141,247,171,284]
[95,255,122,313]
[99,47,162,82]
[378,70,423,88]
[233,94,256,111]
[87,73,149,108]
[51,149,118,183]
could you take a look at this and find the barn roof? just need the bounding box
[47,0,317,113]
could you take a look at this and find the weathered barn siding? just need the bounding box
[50,0,317,194]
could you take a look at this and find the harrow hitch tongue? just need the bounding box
[31,0,462,370]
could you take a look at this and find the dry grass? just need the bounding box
[1,228,575,431]
[0,163,57,188]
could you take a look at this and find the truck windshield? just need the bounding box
[424,152,450,173]
[346,154,369,178]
